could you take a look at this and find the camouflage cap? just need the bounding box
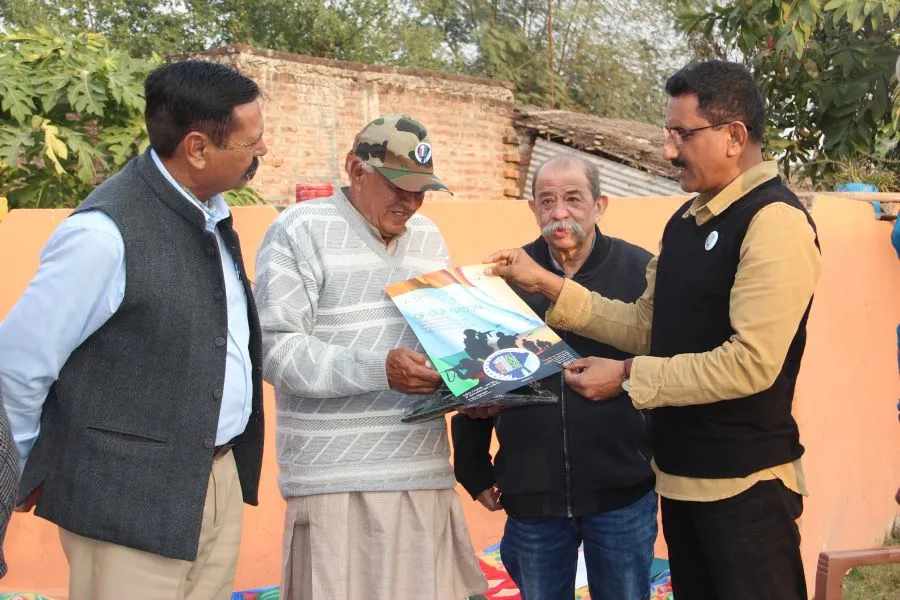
[352,115,451,194]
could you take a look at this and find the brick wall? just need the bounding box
[196,45,521,205]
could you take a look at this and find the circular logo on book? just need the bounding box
[482,348,541,381]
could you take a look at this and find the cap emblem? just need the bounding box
[414,142,432,165]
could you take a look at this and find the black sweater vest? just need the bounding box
[650,177,818,478]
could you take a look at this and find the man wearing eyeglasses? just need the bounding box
[484,60,821,599]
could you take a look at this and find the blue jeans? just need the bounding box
[500,490,658,600]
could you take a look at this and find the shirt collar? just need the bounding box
[150,148,230,225]
[683,161,779,226]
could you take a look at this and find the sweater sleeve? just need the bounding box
[254,217,390,398]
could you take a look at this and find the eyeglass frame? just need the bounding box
[662,121,754,147]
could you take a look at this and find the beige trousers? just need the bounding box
[60,450,243,600]
[281,489,488,600]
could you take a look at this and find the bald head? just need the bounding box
[531,155,602,200]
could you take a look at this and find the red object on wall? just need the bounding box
[295,183,335,203]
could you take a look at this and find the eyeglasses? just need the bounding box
[662,122,753,147]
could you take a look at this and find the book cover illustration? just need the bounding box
[386,264,579,404]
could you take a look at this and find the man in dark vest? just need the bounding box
[453,155,657,600]
[0,60,267,599]
[484,60,821,599]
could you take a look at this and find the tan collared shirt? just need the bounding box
[546,161,821,501]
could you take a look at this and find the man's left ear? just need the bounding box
[595,195,609,219]
[182,131,211,171]
[726,122,751,157]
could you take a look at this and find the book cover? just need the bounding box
[386,264,579,404]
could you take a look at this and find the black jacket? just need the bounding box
[451,228,654,518]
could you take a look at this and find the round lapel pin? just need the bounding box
[705,230,719,251]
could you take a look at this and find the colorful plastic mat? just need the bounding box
[231,586,280,600]
[1,547,673,600]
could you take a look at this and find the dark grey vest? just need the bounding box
[17,150,264,561]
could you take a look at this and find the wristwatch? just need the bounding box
[621,358,633,393]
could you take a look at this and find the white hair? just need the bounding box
[360,162,376,174]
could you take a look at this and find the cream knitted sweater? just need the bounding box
[254,191,456,497]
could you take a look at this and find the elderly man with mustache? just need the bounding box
[452,155,657,600]
[0,60,268,599]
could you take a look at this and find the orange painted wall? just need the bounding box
[0,196,897,597]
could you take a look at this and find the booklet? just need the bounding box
[385,264,580,416]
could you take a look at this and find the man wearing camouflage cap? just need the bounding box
[254,115,487,600]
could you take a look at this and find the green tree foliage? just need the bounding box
[674,0,900,185]
[417,0,686,123]
[0,28,153,208]
[0,0,212,57]
[1,0,688,124]
[0,27,262,208]
[208,0,450,70]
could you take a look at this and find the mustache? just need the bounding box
[671,158,687,169]
[244,157,260,180]
[542,219,586,239]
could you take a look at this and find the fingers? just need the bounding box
[459,405,501,419]
[398,350,441,384]
[484,249,518,277]
[483,249,515,265]
[407,351,430,366]
[405,363,441,382]
[564,358,591,371]
[400,380,439,395]
[477,488,503,511]
[485,263,513,278]
[388,350,443,394]
[564,369,591,398]
[488,488,502,510]
[477,405,503,418]
[477,497,499,511]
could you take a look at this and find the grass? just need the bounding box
[842,537,900,600]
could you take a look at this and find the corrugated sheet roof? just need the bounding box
[515,105,679,180]
[524,138,684,199]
